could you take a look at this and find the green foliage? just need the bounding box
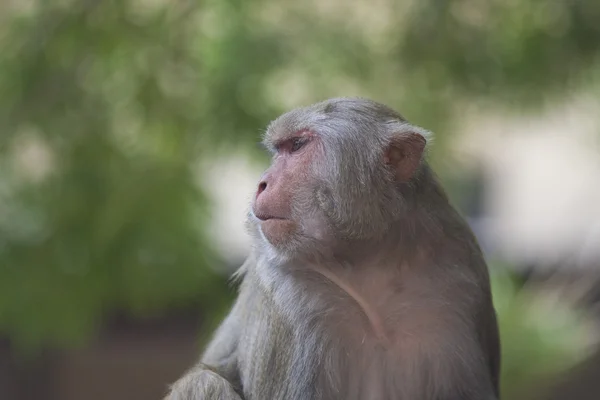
[0,1,241,353]
[400,0,600,106]
[491,267,597,399]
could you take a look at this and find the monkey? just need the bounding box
[166,98,501,400]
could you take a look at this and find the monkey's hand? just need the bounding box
[166,369,243,400]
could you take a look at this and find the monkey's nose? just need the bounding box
[256,181,267,198]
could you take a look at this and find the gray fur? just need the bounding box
[166,98,500,400]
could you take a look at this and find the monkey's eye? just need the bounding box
[290,138,307,153]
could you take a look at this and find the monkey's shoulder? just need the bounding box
[240,265,484,347]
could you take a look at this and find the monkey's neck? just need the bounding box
[308,264,392,347]
[332,184,467,267]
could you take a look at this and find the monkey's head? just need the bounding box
[249,97,431,262]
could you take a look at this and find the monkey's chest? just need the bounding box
[239,297,402,400]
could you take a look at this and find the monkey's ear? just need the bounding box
[384,133,426,182]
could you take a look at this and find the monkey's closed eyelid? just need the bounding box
[290,137,308,152]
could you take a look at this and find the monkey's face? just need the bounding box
[250,130,334,254]
[249,98,429,260]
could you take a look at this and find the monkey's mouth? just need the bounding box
[255,213,288,222]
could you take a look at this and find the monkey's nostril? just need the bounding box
[257,182,267,196]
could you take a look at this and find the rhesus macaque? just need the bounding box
[167,98,501,400]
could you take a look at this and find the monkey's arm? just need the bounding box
[166,291,247,400]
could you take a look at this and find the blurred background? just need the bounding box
[1,0,600,399]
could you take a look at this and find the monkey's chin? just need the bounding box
[259,219,298,247]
